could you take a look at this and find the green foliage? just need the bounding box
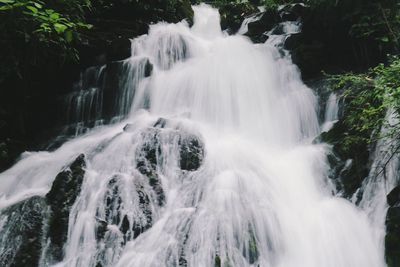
[330,56,400,144]
[0,0,92,80]
[2,0,91,41]
[374,57,400,114]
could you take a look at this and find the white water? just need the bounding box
[0,4,386,267]
[237,12,264,35]
[321,93,339,132]
[356,109,400,262]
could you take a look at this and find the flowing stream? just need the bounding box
[0,4,387,267]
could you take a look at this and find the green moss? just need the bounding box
[214,255,221,267]
[248,232,259,264]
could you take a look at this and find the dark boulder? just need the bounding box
[135,127,205,204]
[154,118,167,128]
[143,58,153,77]
[387,186,400,207]
[246,10,280,42]
[98,176,152,242]
[136,129,160,177]
[219,2,258,33]
[45,154,86,262]
[136,129,165,206]
[0,196,46,267]
[386,185,400,267]
[279,3,306,21]
[284,33,302,50]
[179,134,204,171]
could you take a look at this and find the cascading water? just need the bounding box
[0,4,387,267]
[321,93,339,132]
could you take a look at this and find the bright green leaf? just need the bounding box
[54,23,67,33]
[26,5,38,13]
[50,12,59,20]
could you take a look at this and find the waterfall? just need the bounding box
[0,4,386,267]
[321,93,339,132]
[356,109,400,263]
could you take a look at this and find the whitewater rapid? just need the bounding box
[0,4,386,267]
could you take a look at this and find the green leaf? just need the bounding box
[380,36,389,43]
[26,5,38,13]
[33,2,42,9]
[45,8,54,14]
[54,23,67,33]
[64,30,73,43]
[50,12,59,20]
[0,6,12,10]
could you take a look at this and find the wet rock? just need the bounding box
[144,58,153,77]
[45,154,86,262]
[0,196,46,267]
[135,128,205,206]
[319,121,370,198]
[219,2,258,33]
[279,3,306,21]
[104,176,124,226]
[154,118,167,128]
[387,185,400,207]
[136,129,160,177]
[385,186,400,267]
[179,134,204,171]
[284,32,302,50]
[270,23,286,35]
[123,123,134,132]
[99,177,152,243]
[96,218,109,241]
[136,129,165,206]
[246,10,280,42]
[133,188,153,238]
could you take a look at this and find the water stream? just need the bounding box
[0,4,387,267]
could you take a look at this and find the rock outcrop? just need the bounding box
[45,154,86,262]
[386,185,400,267]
